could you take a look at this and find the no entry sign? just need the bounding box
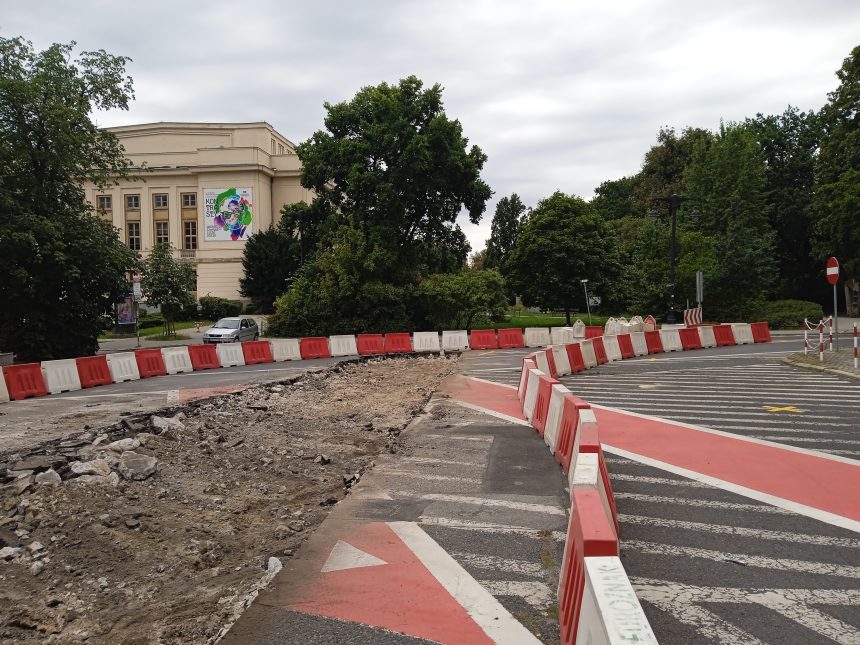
[826,257,840,285]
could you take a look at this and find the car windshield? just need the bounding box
[214,319,240,329]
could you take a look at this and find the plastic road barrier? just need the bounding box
[603,318,621,336]
[268,338,301,361]
[525,327,551,347]
[576,426,619,536]
[523,367,546,422]
[644,330,664,354]
[300,337,332,359]
[413,332,441,353]
[659,327,683,352]
[242,340,274,365]
[616,334,635,359]
[534,349,552,375]
[75,355,113,388]
[357,334,386,355]
[558,477,619,645]
[188,344,221,371]
[385,333,413,354]
[329,335,359,357]
[565,343,586,373]
[629,331,648,356]
[532,374,561,435]
[3,363,48,401]
[731,323,754,345]
[697,325,717,349]
[551,345,572,376]
[643,315,657,332]
[135,349,167,378]
[498,328,525,349]
[555,394,587,473]
[750,322,772,343]
[217,342,246,367]
[442,330,469,351]
[602,335,622,362]
[575,557,657,645]
[713,324,736,347]
[0,372,8,403]
[469,329,498,350]
[544,348,559,378]
[161,347,193,375]
[592,337,609,365]
[584,326,603,340]
[543,383,569,453]
[572,320,586,338]
[580,340,598,368]
[106,352,140,383]
[518,357,538,400]
[41,359,82,394]
[678,327,703,350]
[551,327,577,346]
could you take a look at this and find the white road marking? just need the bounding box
[750,435,860,445]
[594,404,860,466]
[617,514,860,548]
[166,389,180,405]
[467,376,519,390]
[610,473,709,488]
[321,540,386,572]
[378,470,482,484]
[453,553,544,577]
[387,521,543,645]
[390,491,566,516]
[603,412,855,428]
[450,400,531,426]
[478,580,553,610]
[420,433,493,442]
[402,456,485,467]
[614,491,792,514]
[419,516,567,542]
[605,445,860,533]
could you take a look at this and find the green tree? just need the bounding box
[415,270,508,331]
[592,177,638,221]
[0,36,139,360]
[485,194,526,272]
[297,75,491,282]
[239,227,296,314]
[140,243,196,336]
[507,192,621,324]
[813,45,860,315]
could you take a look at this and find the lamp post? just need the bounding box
[581,279,592,325]
[650,194,691,325]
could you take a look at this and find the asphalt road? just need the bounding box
[461,338,860,645]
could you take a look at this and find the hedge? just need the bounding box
[199,296,243,321]
[753,299,824,330]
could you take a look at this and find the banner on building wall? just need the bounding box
[203,187,254,241]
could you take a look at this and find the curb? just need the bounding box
[781,355,860,381]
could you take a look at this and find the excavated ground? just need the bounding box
[0,355,457,644]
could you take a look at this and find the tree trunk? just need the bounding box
[844,279,859,317]
[565,308,571,326]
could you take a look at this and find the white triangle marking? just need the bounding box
[321,540,387,573]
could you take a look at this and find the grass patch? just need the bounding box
[494,312,611,329]
[100,320,211,340]
[540,548,557,569]
[146,333,192,341]
[545,604,559,620]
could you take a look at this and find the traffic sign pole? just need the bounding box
[826,257,840,351]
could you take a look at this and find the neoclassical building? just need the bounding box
[84,122,313,300]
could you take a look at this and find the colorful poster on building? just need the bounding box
[203,187,254,241]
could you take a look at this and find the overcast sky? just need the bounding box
[5,1,859,252]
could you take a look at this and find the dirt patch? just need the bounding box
[0,355,457,644]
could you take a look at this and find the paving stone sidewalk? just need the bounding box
[784,348,860,379]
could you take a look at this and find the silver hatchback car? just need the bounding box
[203,317,259,343]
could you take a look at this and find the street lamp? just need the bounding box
[649,194,696,325]
[581,279,592,325]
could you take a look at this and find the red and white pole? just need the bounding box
[819,320,825,362]
[828,316,833,352]
[804,321,809,356]
[853,322,858,370]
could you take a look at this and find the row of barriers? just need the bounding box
[0,322,771,404]
[514,322,771,643]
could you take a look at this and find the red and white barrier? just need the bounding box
[188,344,221,371]
[683,306,702,326]
[551,345,572,376]
[659,327,683,352]
[629,332,648,356]
[730,323,754,345]
[242,340,274,365]
[523,367,545,422]
[269,338,302,361]
[551,327,577,345]
[498,328,525,349]
[75,356,113,388]
[413,332,441,353]
[534,349,552,375]
[0,372,8,403]
[543,383,569,454]
[2,364,47,401]
[602,335,622,362]
[697,325,717,348]
[518,357,538,400]
[41,359,82,394]
[579,339,598,368]
[106,352,141,383]
[216,343,246,367]
[572,320,586,338]
[161,346,193,375]
[525,327,551,347]
[470,329,499,350]
[300,337,332,359]
[442,330,469,351]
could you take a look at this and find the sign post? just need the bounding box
[827,257,839,351]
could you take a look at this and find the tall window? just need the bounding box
[97,195,112,212]
[127,222,141,251]
[183,220,198,250]
[155,221,169,245]
[154,193,168,209]
[126,194,140,209]
[182,192,197,208]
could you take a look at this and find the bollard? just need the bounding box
[819,320,824,362]
[804,319,809,356]
[854,323,858,370]
[828,316,833,352]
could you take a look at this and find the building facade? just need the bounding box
[84,122,312,300]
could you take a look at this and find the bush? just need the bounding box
[138,314,165,330]
[199,296,243,321]
[753,299,824,329]
[175,302,200,322]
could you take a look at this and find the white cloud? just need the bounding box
[4,0,857,253]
